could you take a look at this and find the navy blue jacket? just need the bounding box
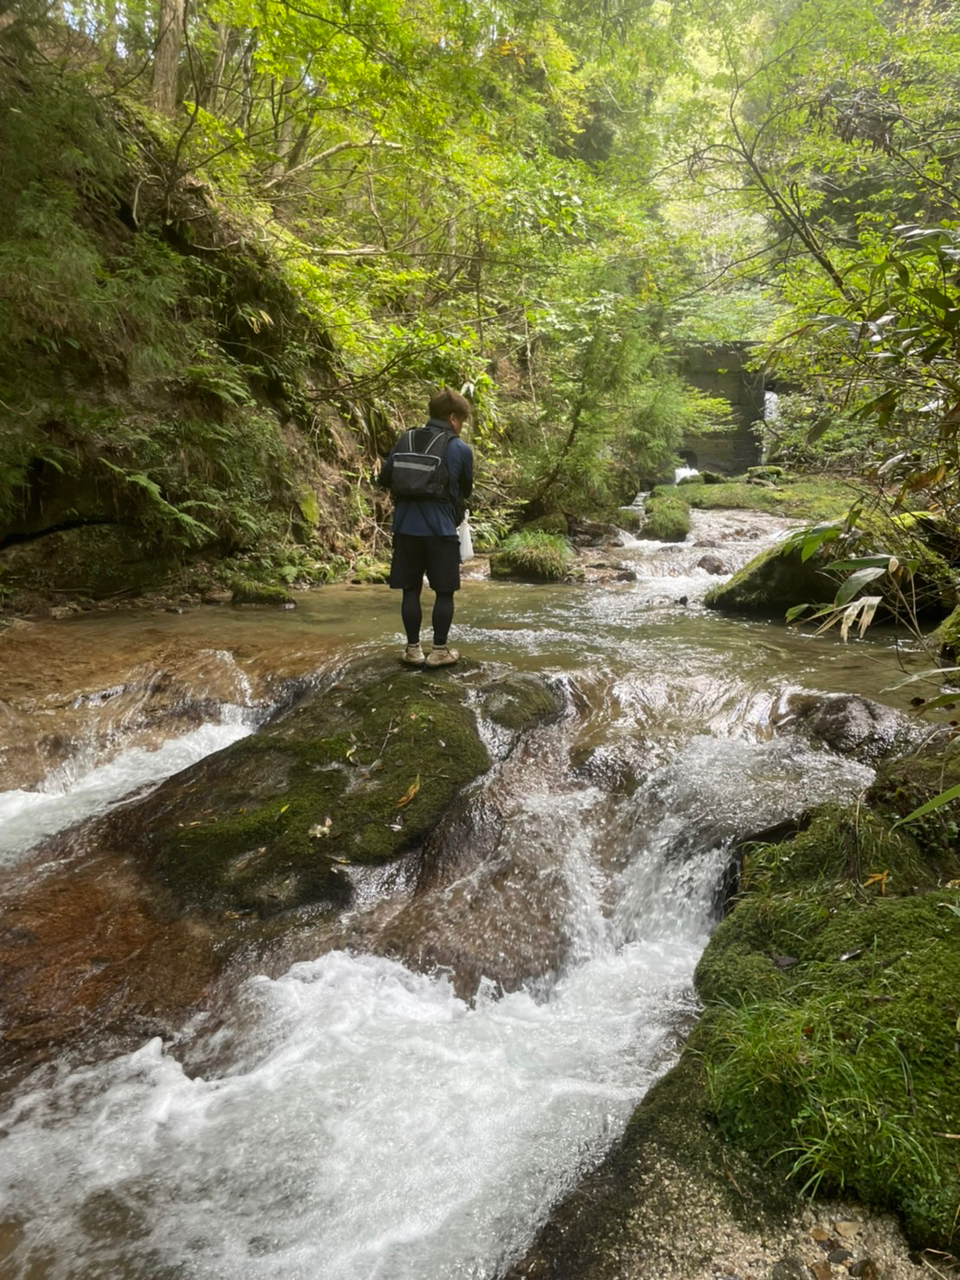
[379,419,474,538]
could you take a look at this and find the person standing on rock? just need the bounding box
[378,387,474,667]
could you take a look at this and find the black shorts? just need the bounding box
[389,534,461,593]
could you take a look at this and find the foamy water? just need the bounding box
[0,717,255,867]
[0,724,875,1280]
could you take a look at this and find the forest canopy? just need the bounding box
[1,0,959,588]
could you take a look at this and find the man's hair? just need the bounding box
[428,387,472,421]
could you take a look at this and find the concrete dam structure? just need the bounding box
[679,342,765,474]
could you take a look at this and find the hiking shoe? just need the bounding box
[425,645,459,667]
[401,643,425,665]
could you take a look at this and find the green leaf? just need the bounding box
[834,567,887,606]
[892,784,960,830]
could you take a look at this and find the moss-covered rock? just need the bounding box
[704,539,837,616]
[349,556,390,584]
[866,744,960,860]
[746,464,789,482]
[640,488,690,542]
[100,655,492,915]
[490,531,576,582]
[503,1052,798,1280]
[706,509,959,622]
[476,673,565,731]
[1,526,172,600]
[682,478,856,519]
[693,755,960,1252]
[934,604,960,661]
[522,512,569,536]
[615,506,644,532]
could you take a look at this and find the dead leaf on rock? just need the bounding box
[396,775,420,808]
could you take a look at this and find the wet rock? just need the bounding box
[703,539,837,617]
[772,692,947,765]
[696,554,727,575]
[568,519,618,547]
[0,849,222,1083]
[83,655,493,916]
[0,659,572,1073]
[476,672,565,734]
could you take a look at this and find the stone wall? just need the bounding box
[680,342,765,473]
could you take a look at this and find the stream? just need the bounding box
[0,509,936,1280]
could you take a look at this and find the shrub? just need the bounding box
[489,530,575,581]
[230,577,296,606]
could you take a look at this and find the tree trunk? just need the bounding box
[151,0,183,115]
[267,76,297,183]
[206,19,229,112]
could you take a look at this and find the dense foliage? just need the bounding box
[0,0,732,595]
[5,0,960,594]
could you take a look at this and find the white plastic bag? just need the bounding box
[458,512,474,562]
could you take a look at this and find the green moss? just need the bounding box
[142,658,491,914]
[641,488,690,542]
[350,556,390,584]
[849,509,959,620]
[867,747,960,863]
[230,576,296,606]
[699,896,960,1246]
[681,479,855,521]
[934,605,960,661]
[523,512,569,535]
[297,487,320,526]
[695,764,960,1250]
[615,507,643,531]
[477,673,564,731]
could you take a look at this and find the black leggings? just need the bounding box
[402,588,455,646]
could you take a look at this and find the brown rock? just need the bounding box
[849,1261,878,1280]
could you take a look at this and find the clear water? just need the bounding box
[0,509,928,1279]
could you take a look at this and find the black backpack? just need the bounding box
[389,427,454,502]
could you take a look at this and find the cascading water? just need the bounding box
[0,508,926,1279]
